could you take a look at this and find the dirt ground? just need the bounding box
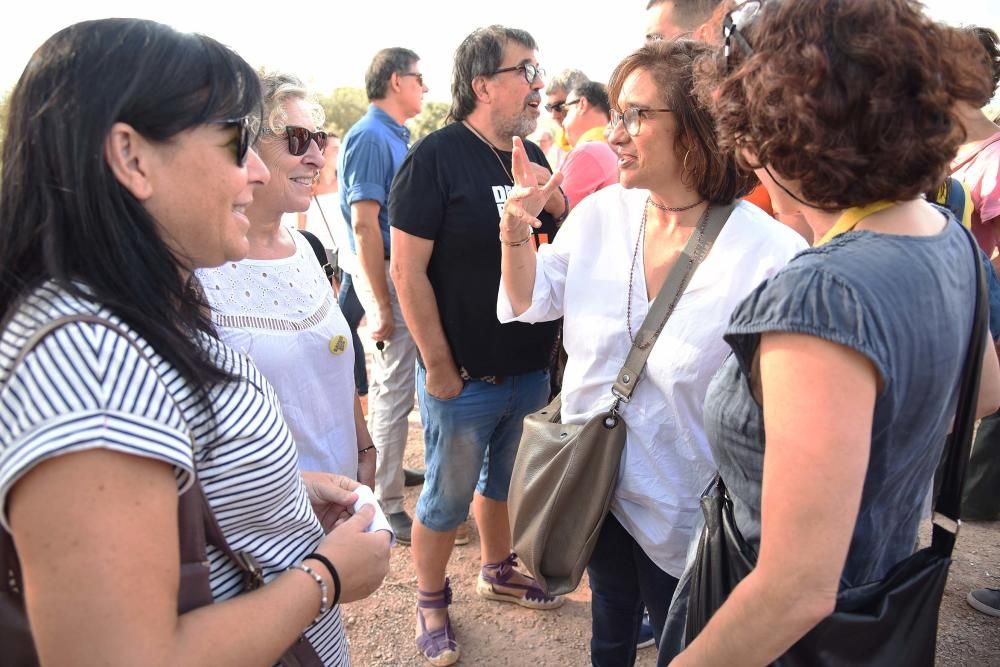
[343,407,1000,666]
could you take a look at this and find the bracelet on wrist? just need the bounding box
[499,224,533,247]
[289,562,329,625]
[553,188,570,225]
[305,552,342,607]
[357,444,376,455]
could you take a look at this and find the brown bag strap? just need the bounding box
[0,314,208,593]
[612,202,735,403]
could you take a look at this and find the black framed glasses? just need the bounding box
[211,116,252,167]
[564,99,581,109]
[723,0,761,73]
[544,100,566,114]
[266,125,328,156]
[492,63,545,85]
[609,107,672,137]
[400,72,424,86]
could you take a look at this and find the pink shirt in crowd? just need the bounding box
[561,140,619,211]
[952,131,1000,254]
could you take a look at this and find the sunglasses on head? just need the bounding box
[264,125,328,156]
[210,116,252,166]
[723,0,761,73]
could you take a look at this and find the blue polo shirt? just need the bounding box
[337,104,411,256]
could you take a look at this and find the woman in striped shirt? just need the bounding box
[0,18,389,666]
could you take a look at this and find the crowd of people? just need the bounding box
[0,1,998,666]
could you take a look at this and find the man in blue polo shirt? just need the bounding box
[338,47,427,543]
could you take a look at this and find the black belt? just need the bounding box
[459,366,504,385]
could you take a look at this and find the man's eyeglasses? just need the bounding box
[400,72,424,87]
[492,63,545,86]
[544,100,566,114]
[723,0,761,73]
[211,116,252,167]
[609,107,672,137]
[265,125,328,156]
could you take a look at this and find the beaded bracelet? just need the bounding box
[289,563,329,626]
[357,444,376,455]
[305,552,342,607]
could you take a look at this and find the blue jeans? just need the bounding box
[414,366,549,532]
[588,513,679,667]
[338,272,368,396]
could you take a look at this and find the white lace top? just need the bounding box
[198,230,358,478]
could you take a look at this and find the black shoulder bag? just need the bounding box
[685,226,988,666]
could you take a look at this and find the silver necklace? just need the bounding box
[463,120,514,184]
[626,196,713,345]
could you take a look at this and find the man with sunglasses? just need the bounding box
[559,81,618,212]
[645,0,723,43]
[338,47,428,545]
[389,25,568,667]
[543,68,589,170]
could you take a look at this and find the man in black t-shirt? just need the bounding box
[389,24,568,666]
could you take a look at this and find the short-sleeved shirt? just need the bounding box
[661,214,979,659]
[952,131,1000,254]
[712,216,978,583]
[338,104,411,256]
[560,138,618,210]
[0,283,349,665]
[389,121,560,378]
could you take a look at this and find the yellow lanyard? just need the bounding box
[815,201,895,246]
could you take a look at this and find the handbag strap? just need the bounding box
[0,312,262,595]
[611,201,736,403]
[931,227,988,555]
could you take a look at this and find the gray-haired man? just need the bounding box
[389,25,567,666]
[338,47,428,544]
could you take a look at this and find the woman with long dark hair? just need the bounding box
[0,19,389,665]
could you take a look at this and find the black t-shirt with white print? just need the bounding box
[389,121,560,378]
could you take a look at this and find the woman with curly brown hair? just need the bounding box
[657,1,1000,665]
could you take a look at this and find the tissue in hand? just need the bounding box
[353,485,396,545]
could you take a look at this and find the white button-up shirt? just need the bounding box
[498,185,806,575]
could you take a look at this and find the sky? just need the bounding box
[2,0,999,104]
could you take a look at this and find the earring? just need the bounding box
[682,149,692,173]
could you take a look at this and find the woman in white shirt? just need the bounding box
[498,40,806,666]
[199,73,376,485]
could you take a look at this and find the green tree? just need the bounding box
[408,101,450,142]
[317,87,368,137]
[0,88,9,159]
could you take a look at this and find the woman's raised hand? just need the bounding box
[499,137,563,241]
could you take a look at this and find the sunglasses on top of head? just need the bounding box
[723,0,762,73]
[264,125,329,156]
[210,116,252,167]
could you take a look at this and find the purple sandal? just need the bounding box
[416,577,459,666]
[476,553,565,610]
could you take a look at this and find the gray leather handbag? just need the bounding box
[508,201,734,596]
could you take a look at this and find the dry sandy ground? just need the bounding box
[342,408,1000,667]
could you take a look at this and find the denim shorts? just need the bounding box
[414,365,549,532]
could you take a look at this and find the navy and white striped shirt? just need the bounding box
[0,282,349,665]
